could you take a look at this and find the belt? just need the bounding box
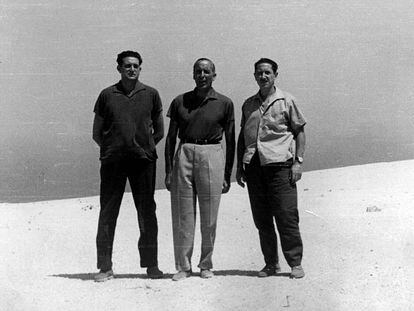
[181,138,221,145]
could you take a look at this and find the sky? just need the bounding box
[1,0,413,202]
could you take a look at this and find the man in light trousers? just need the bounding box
[165,58,235,281]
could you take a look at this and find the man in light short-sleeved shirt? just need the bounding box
[236,58,306,279]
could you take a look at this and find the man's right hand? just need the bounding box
[236,167,246,188]
[165,172,172,191]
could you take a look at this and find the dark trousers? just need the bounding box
[245,154,303,267]
[96,157,158,271]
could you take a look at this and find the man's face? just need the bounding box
[254,63,278,89]
[193,60,216,89]
[117,57,141,81]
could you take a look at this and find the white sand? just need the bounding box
[1,160,413,311]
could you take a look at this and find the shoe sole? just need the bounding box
[172,276,189,281]
[258,272,275,277]
[258,269,280,277]
[94,274,114,282]
[200,273,214,279]
[290,272,305,279]
[258,264,281,277]
[172,273,191,281]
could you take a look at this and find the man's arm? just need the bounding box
[222,117,235,194]
[290,127,306,185]
[295,127,306,159]
[152,91,164,145]
[152,112,164,145]
[236,128,246,188]
[92,114,104,147]
[164,119,178,191]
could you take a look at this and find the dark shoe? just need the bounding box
[200,269,214,279]
[172,270,191,281]
[94,269,114,282]
[258,264,281,277]
[147,266,164,279]
[290,265,305,279]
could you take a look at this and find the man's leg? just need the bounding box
[266,166,303,268]
[245,154,279,267]
[171,144,196,273]
[128,158,159,269]
[96,161,126,272]
[195,144,224,272]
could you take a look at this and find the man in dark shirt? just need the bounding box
[165,58,235,281]
[92,50,164,282]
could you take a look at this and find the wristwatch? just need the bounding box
[295,156,304,164]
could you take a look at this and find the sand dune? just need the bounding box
[1,160,413,311]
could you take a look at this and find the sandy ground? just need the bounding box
[1,160,413,311]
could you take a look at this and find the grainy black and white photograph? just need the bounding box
[1,1,413,310]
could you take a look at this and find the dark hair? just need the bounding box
[116,50,142,66]
[254,58,278,73]
[193,58,215,73]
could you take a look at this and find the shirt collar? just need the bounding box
[114,80,146,95]
[191,87,218,101]
[254,86,285,103]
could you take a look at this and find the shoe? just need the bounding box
[200,269,214,279]
[290,265,305,279]
[258,263,281,277]
[94,269,114,282]
[147,266,164,279]
[172,270,191,281]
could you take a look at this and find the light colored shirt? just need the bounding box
[241,87,306,165]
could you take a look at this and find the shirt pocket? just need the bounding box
[263,108,288,132]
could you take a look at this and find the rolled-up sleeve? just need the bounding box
[288,98,306,134]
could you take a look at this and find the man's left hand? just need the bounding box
[290,162,302,185]
[222,180,230,193]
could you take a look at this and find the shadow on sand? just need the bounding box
[50,270,291,281]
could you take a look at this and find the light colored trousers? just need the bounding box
[171,143,224,271]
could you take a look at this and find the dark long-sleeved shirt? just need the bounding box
[93,81,163,162]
